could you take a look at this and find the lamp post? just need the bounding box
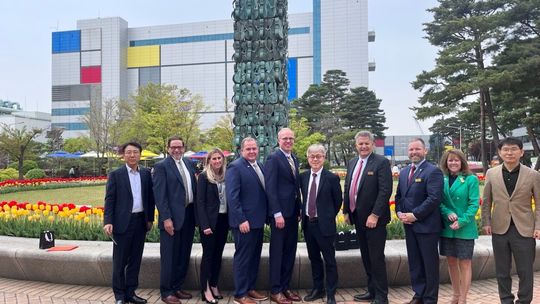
[447,125,462,150]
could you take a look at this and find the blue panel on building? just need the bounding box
[384,146,394,156]
[51,122,88,131]
[51,107,90,116]
[52,30,81,53]
[312,0,322,85]
[287,58,298,101]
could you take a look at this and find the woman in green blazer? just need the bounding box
[439,149,480,304]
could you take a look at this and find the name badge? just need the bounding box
[415,178,422,182]
[367,171,374,175]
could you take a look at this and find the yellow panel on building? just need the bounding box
[127,46,160,68]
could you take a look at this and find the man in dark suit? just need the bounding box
[300,144,342,304]
[226,137,269,304]
[395,138,443,304]
[104,142,155,304]
[265,128,302,304]
[153,137,197,304]
[343,131,392,304]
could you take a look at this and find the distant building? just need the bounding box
[0,101,51,143]
[50,0,374,138]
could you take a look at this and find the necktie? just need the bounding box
[252,163,265,189]
[349,159,363,213]
[308,173,317,218]
[177,160,190,205]
[287,155,296,176]
[408,164,416,185]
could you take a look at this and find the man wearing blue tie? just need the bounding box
[226,137,268,304]
[395,138,443,304]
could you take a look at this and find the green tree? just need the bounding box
[200,114,234,152]
[289,109,326,167]
[0,124,42,179]
[341,87,387,138]
[63,137,93,153]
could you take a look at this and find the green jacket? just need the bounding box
[440,174,480,239]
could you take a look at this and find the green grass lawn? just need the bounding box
[2,185,106,206]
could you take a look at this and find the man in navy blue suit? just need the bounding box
[153,137,197,304]
[395,138,443,304]
[264,128,302,304]
[226,137,268,304]
[104,142,155,304]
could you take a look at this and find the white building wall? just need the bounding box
[81,51,101,66]
[51,53,80,86]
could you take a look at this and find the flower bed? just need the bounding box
[0,177,107,194]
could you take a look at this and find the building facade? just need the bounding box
[51,0,373,138]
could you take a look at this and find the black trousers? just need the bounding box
[269,216,299,294]
[492,224,536,304]
[112,213,146,301]
[199,214,229,291]
[354,219,388,302]
[304,219,337,296]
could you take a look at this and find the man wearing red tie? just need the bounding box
[343,131,393,304]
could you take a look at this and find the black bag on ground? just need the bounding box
[39,230,55,249]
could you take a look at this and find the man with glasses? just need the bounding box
[153,137,197,304]
[482,137,540,304]
[264,128,302,304]
[300,144,342,304]
[104,142,155,304]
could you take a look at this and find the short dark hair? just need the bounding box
[167,136,184,148]
[498,137,523,150]
[410,137,426,147]
[119,142,142,154]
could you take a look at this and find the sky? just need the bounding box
[0,0,439,135]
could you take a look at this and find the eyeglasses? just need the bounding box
[280,137,295,141]
[308,154,324,160]
[500,147,521,153]
[124,150,140,156]
[169,146,184,150]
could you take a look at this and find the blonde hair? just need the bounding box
[204,148,227,183]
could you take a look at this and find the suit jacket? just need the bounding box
[343,153,393,226]
[300,169,343,236]
[395,161,444,234]
[264,149,301,218]
[196,171,226,231]
[104,165,155,234]
[152,156,197,230]
[481,164,540,237]
[440,174,480,239]
[225,157,268,229]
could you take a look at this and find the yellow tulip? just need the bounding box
[43,210,50,216]
[3,205,9,212]
[62,207,69,212]
[32,204,38,211]
[86,209,92,215]
[46,205,52,211]
[84,217,90,223]
[48,216,54,222]
[39,204,45,210]
[52,206,59,213]
[25,204,32,210]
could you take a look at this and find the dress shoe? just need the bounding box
[210,287,224,299]
[234,296,257,304]
[354,292,374,302]
[303,289,325,302]
[270,292,292,304]
[407,298,423,304]
[161,294,181,304]
[247,290,268,301]
[126,294,148,304]
[283,290,301,302]
[201,291,218,304]
[116,300,125,304]
[326,295,336,304]
[175,290,192,299]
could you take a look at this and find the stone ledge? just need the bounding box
[1,236,538,289]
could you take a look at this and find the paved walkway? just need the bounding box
[1,273,539,304]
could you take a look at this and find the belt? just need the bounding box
[131,212,144,218]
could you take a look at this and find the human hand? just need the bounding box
[448,213,458,222]
[164,218,175,236]
[239,220,250,233]
[103,224,113,236]
[204,228,213,235]
[449,221,460,230]
[275,215,285,229]
[483,225,492,235]
[366,214,379,228]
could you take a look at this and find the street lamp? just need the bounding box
[447,125,462,150]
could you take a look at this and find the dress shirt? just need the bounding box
[176,158,194,204]
[305,168,323,217]
[126,164,143,213]
[217,181,227,213]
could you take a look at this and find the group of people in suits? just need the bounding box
[103,131,540,304]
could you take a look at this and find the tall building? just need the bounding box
[51,0,373,138]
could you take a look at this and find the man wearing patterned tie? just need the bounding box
[153,137,197,304]
[395,138,444,304]
[264,128,302,304]
[226,137,269,304]
[300,144,342,304]
[343,131,393,304]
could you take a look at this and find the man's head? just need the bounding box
[120,141,142,168]
[278,128,295,154]
[167,136,185,161]
[498,137,524,167]
[241,137,259,163]
[306,143,326,172]
[354,130,375,159]
[407,138,427,164]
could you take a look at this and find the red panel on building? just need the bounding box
[81,66,101,84]
[375,139,384,147]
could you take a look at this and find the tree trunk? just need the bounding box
[480,99,489,173]
[525,125,540,170]
[482,88,500,147]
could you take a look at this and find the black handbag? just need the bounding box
[39,230,55,249]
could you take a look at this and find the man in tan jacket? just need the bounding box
[482,137,540,304]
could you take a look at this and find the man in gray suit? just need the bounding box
[482,137,540,304]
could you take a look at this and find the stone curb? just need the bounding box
[1,235,538,289]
